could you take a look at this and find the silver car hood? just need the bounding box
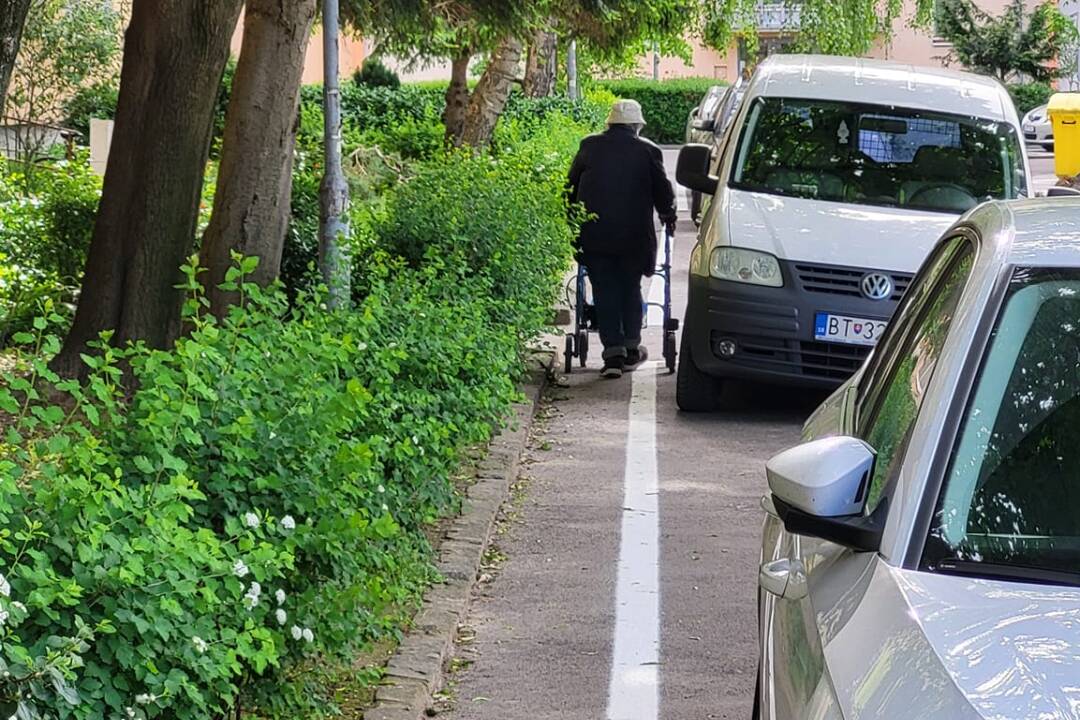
[818,556,1080,720]
[900,568,1080,720]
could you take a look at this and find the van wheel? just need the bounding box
[676,320,723,412]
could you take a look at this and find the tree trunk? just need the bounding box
[52,0,244,377]
[0,0,32,116]
[444,50,471,145]
[201,0,317,317]
[459,36,523,148]
[523,27,557,98]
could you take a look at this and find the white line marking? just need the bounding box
[607,362,660,720]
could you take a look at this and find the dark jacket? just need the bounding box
[567,125,677,276]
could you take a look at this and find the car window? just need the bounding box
[730,97,1027,213]
[925,269,1080,578]
[859,240,975,512]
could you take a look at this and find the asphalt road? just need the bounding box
[439,144,1061,720]
[440,149,821,720]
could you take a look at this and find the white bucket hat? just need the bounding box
[606,98,646,126]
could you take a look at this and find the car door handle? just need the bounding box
[759,558,808,600]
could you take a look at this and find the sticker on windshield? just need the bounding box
[837,120,850,145]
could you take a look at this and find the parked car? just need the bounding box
[756,197,1080,720]
[1022,103,1054,150]
[675,55,1031,411]
[683,79,748,224]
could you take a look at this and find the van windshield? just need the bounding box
[731,97,1026,213]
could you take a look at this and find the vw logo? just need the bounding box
[860,272,893,301]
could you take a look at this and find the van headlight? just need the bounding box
[709,247,783,287]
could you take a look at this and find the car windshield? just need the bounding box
[924,269,1080,583]
[731,97,1026,214]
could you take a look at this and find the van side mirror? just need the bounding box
[765,436,884,552]
[692,116,716,132]
[676,143,718,196]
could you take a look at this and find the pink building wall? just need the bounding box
[229,17,368,85]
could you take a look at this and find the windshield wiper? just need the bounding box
[935,558,1080,587]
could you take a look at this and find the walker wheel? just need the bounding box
[664,330,677,374]
[577,331,589,368]
[564,334,574,375]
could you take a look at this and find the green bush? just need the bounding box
[0,158,101,343]
[352,57,401,89]
[1009,81,1053,114]
[596,77,721,144]
[0,105,581,718]
[62,81,119,140]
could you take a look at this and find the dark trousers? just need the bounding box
[584,254,644,359]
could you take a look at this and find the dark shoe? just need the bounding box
[625,345,649,369]
[601,356,625,379]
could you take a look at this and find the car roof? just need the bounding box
[749,54,1015,123]
[967,198,1080,267]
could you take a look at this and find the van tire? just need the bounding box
[676,320,722,412]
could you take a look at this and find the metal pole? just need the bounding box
[319,0,350,309]
[567,39,578,101]
[652,41,659,81]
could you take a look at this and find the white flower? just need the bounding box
[243,512,260,529]
[291,625,303,640]
[377,484,385,494]
[302,627,314,643]
[192,636,208,654]
[135,693,153,705]
[243,582,262,610]
[281,515,296,531]
[0,574,10,597]
[0,609,9,626]
[275,608,287,626]
[275,589,286,605]
[11,602,25,613]
[381,504,389,513]
[232,559,249,578]
[126,708,135,719]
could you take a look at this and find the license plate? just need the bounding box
[814,313,887,347]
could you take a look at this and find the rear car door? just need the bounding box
[759,234,977,720]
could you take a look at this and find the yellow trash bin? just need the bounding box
[1048,93,1080,179]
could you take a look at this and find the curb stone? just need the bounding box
[364,351,553,720]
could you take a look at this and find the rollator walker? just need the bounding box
[564,225,678,374]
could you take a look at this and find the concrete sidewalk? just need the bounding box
[438,148,821,719]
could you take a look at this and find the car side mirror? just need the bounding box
[1047,186,1080,197]
[765,436,884,552]
[676,143,718,196]
[692,117,716,132]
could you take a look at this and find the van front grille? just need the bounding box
[794,263,911,302]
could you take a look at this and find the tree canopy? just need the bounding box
[935,0,1080,82]
[703,0,936,57]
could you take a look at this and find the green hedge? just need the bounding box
[0,158,101,343]
[596,77,721,144]
[0,109,582,719]
[1008,81,1053,115]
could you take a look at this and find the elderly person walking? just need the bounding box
[568,99,677,379]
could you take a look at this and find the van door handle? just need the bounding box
[759,558,808,600]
